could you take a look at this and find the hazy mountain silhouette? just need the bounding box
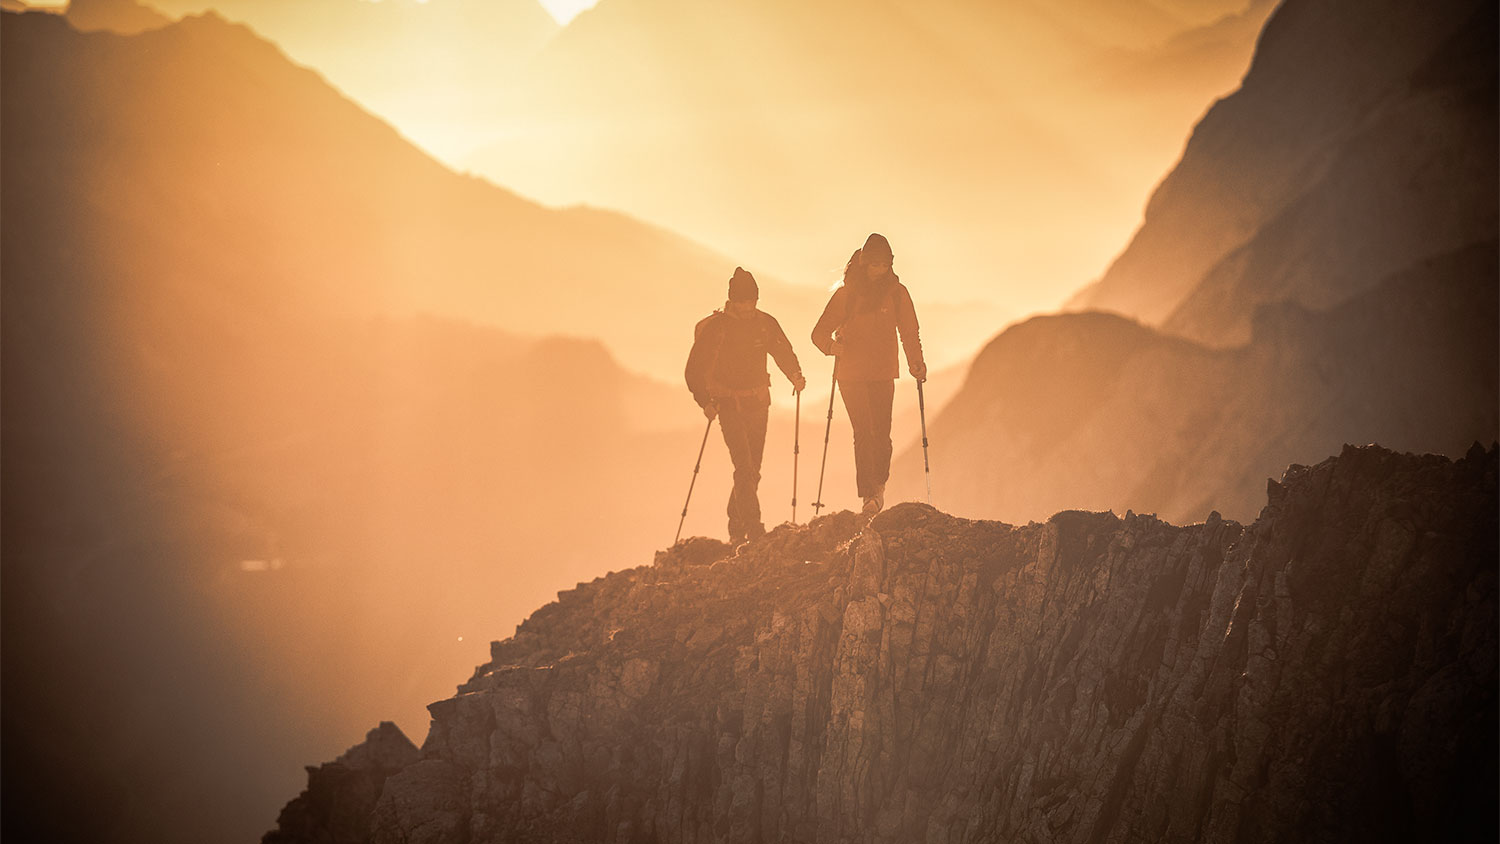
[4,8,821,382]
[122,0,1278,369]
[1069,0,1497,347]
[893,0,1497,524]
[139,0,560,161]
[895,243,1497,524]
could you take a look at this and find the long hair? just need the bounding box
[839,248,863,289]
[844,247,893,314]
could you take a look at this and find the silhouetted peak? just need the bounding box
[263,723,419,844]
[963,310,1179,390]
[333,722,419,771]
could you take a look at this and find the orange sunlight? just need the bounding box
[20,2,1425,843]
[132,0,1273,378]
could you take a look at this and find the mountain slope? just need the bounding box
[138,0,560,161]
[911,0,1498,527]
[3,9,816,381]
[1158,0,1498,344]
[1069,0,1496,346]
[895,242,1497,525]
[267,444,1498,842]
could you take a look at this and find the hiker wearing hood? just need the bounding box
[685,267,806,544]
[811,233,926,514]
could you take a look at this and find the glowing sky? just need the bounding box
[535,0,596,25]
[37,0,1269,377]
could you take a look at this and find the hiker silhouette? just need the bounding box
[685,267,805,544]
[811,233,926,515]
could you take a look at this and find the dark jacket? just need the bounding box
[685,309,802,408]
[811,273,924,382]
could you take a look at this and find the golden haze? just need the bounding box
[1,3,1281,843]
[139,0,1275,350]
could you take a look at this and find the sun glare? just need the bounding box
[536,0,598,25]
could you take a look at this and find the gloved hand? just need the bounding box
[792,373,807,394]
[702,401,718,420]
[829,341,846,357]
[910,362,928,382]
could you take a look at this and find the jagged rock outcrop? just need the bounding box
[269,444,1497,842]
[265,723,420,844]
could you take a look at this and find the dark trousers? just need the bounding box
[839,379,894,499]
[717,393,769,540]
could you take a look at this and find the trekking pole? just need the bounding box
[917,379,932,503]
[811,362,838,517]
[674,415,715,545]
[791,388,801,524]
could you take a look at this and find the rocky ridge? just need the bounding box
[268,444,1497,843]
[1069,0,1495,348]
[265,723,420,844]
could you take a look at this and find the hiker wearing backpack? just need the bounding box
[685,267,806,544]
[811,233,926,515]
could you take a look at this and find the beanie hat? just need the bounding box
[728,266,759,301]
[862,233,893,262]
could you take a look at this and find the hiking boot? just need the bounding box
[730,524,764,548]
[861,496,881,515]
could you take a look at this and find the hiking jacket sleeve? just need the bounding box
[811,287,848,356]
[895,283,925,375]
[684,315,721,408]
[763,313,803,385]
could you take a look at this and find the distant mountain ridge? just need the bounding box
[116,0,1281,366]
[137,0,560,161]
[909,0,1498,525]
[3,8,819,380]
[896,241,1497,524]
[1070,0,1497,346]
